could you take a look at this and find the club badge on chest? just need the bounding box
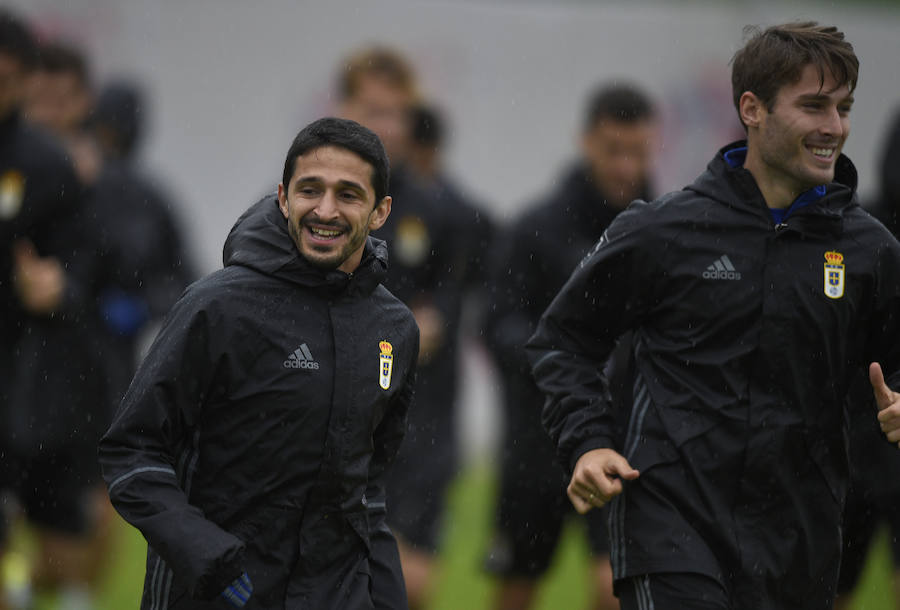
[824,251,845,299]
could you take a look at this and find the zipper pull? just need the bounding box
[774,222,788,233]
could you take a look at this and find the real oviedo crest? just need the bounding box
[823,251,845,299]
[379,340,393,390]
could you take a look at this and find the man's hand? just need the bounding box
[12,240,65,314]
[872,362,900,448]
[568,448,640,514]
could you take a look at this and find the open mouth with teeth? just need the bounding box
[307,225,345,242]
[808,145,836,161]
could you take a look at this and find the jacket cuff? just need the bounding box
[191,544,246,601]
[568,437,616,474]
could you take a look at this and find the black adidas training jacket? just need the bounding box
[99,195,419,609]
[527,141,900,608]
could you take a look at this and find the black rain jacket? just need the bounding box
[99,195,418,609]
[527,142,900,607]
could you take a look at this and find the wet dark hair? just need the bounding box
[0,9,37,69]
[584,82,655,131]
[282,117,390,205]
[36,41,90,87]
[731,21,859,129]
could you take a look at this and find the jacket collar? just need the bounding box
[690,140,858,224]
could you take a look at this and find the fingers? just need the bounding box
[569,477,622,509]
[608,455,641,481]
[567,486,595,515]
[567,448,640,513]
[870,362,895,411]
[879,408,900,443]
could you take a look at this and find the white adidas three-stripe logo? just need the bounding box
[283,343,320,369]
[702,254,742,280]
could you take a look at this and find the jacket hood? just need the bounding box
[222,194,389,294]
[689,140,858,213]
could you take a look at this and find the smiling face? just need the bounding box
[741,63,853,207]
[277,145,391,273]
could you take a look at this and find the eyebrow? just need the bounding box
[797,92,854,105]
[293,176,368,193]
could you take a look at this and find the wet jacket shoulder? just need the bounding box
[527,141,900,477]
[99,195,418,608]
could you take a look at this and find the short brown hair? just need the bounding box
[338,46,417,101]
[730,22,859,129]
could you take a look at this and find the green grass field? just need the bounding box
[9,461,898,609]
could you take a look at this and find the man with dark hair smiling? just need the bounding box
[99,117,419,609]
[528,22,900,609]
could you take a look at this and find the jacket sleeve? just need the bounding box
[525,203,655,472]
[367,340,417,609]
[98,288,245,600]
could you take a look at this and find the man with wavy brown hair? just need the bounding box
[528,22,900,609]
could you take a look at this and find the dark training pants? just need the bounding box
[618,573,729,610]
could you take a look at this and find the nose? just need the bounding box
[315,190,340,221]
[821,106,846,138]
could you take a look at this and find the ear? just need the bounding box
[277,182,289,219]
[739,91,765,130]
[368,196,392,231]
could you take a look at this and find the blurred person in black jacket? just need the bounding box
[337,46,467,609]
[835,106,900,610]
[26,41,196,608]
[88,79,197,407]
[484,83,657,610]
[0,11,103,610]
[407,102,494,308]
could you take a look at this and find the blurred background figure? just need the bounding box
[18,35,195,610]
[0,10,104,610]
[834,105,900,610]
[484,83,657,610]
[23,40,100,185]
[337,46,473,609]
[87,78,197,404]
[407,101,494,318]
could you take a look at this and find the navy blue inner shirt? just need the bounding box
[723,146,827,224]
